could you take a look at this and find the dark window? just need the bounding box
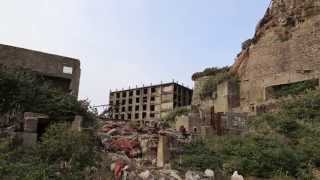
[136,90,140,95]
[122,107,126,112]
[122,100,126,105]
[110,101,113,105]
[129,91,133,96]
[115,115,119,119]
[116,100,120,105]
[143,97,148,103]
[150,105,155,111]
[150,113,155,118]
[250,105,255,112]
[128,106,132,111]
[143,105,147,111]
[136,98,140,103]
[116,93,120,98]
[151,87,156,93]
[135,113,139,119]
[121,114,125,120]
[144,88,148,94]
[115,108,119,113]
[151,97,155,101]
[129,99,133,104]
[127,114,131,120]
[122,92,127,97]
[142,112,147,119]
[135,106,139,111]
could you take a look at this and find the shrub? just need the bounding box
[0,66,97,127]
[177,90,320,179]
[0,123,100,180]
[173,141,223,171]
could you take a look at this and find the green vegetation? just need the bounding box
[162,107,190,122]
[175,90,320,179]
[0,123,99,180]
[192,66,230,81]
[0,66,96,127]
[272,79,318,98]
[197,67,238,100]
[0,67,102,179]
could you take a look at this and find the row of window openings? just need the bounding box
[114,113,155,120]
[111,96,155,105]
[113,88,157,98]
[114,105,155,112]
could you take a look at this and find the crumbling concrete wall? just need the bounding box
[0,44,81,96]
[231,0,320,113]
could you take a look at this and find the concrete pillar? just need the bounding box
[200,126,214,139]
[22,132,37,147]
[71,115,83,131]
[157,135,170,167]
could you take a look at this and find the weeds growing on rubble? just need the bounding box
[176,90,320,179]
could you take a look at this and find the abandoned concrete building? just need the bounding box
[0,44,81,96]
[177,0,320,136]
[109,82,193,121]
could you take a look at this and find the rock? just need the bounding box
[169,171,182,180]
[110,163,116,171]
[139,170,151,180]
[185,171,201,180]
[160,169,182,180]
[231,171,244,180]
[106,128,118,136]
[204,169,214,177]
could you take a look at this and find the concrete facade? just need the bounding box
[109,83,193,121]
[192,76,240,114]
[0,44,81,96]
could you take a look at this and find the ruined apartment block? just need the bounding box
[109,83,193,121]
[0,44,81,96]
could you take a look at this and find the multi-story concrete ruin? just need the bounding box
[109,82,193,121]
[0,44,81,96]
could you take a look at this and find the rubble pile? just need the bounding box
[98,120,215,180]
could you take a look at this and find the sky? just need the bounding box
[0,0,270,107]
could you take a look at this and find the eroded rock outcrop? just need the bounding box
[231,0,320,112]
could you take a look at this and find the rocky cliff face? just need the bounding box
[231,0,320,112]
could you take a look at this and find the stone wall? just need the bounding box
[231,0,320,113]
[0,44,81,96]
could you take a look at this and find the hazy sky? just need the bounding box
[0,0,270,106]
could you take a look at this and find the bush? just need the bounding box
[0,66,97,127]
[177,90,320,179]
[173,141,223,171]
[0,123,100,180]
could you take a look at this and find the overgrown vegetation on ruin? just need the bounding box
[272,79,319,99]
[0,66,97,127]
[175,90,320,179]
[162,106,191,123]
[0,123,100,180]
[0,67,103,179]
[191,66,230,81]
[198,67,238,100]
